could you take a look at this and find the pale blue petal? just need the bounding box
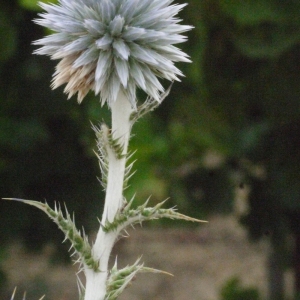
[134,30,165,43]
[150,34,188,46]
[114,57,129,87]
[100,0,116,24]
[131,0,153,18]
[108,15,125,36]
[119,0,138,22]
[113,39,130,60]
[109,72,121,102]
[148,0,173,10]
[62,35,94,54]
[32,33,69,46]
[145,50,179,74]
[84,19,106,36]
[133,5,185,28]
[96,34,113,50]
[121,27,146,41]
[95,51,113,82]
[153,45,191,62]
[33,45,61,56]
[129,43,158,66]
[162,24,194,34]
[73,46,99,67]
[129,60,146,90]
[140,64,164,92]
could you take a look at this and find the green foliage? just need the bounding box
[220,277,261,300]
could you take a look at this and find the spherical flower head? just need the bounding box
[33,0,192,107]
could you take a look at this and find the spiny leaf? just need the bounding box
[3,198,99,272]
[93,122,137,191]
[93,123,110,190]
[103,198,207,234]
[94,121,125,160]
[105,257,172,300]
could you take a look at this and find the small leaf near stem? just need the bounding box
[105,257,173,300]
[103,198,207,234]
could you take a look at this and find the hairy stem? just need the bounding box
[84,90,134,300]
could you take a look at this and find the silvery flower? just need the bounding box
[33,0,192,107]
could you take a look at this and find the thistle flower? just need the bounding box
[33,0,192,107]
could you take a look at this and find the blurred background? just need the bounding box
[1,0,300,299]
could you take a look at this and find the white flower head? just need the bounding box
[33,0,192,107]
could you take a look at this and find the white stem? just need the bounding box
[84,90,134,300]
[102,91,132,223]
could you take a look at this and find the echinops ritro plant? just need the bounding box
[4,0,206,299]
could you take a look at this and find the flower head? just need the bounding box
[33,0,192,107]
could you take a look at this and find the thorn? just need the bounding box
[140,197,151,210]
[141,267,174,277]
[124,170,137,182]
[124,195,135,211]
[2,197,25,202]
[153,199,168,210]
[113,256,118,269]
[123,229,130,237]
[126,149,137,161]
[11,287,17,300]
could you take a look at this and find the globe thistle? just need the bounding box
[33,0,192,107]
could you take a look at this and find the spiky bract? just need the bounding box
[33,0,192,106]
[103,197,207,233]
[4,198,99,272]
[105,258,172,300]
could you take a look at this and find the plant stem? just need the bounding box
[84,90,134,300]
[102,90,133,224]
